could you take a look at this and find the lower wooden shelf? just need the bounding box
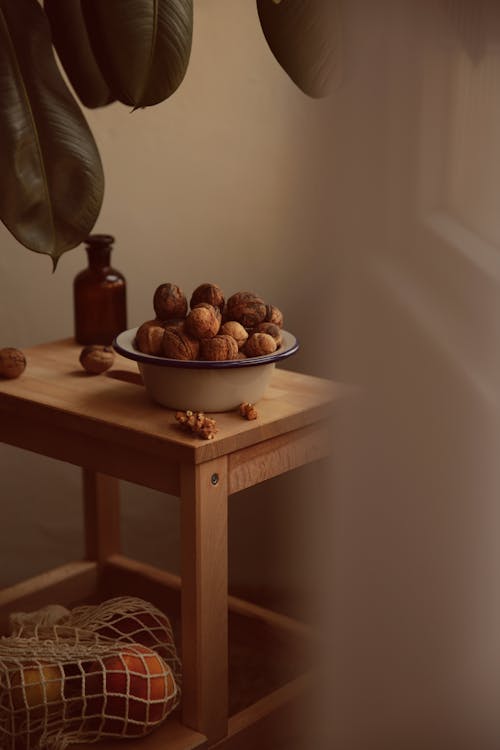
[72,715,206,750]
[0,557,313,750]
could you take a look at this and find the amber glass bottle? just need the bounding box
[73,234,127,345]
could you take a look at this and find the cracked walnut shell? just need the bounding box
[199,334,238,361]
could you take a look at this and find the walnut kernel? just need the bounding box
[239,402,258,420]
[176,410,218,440]
[0,347,26,379]
[79,345,115,374]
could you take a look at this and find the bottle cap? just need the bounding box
[85,234,115,246]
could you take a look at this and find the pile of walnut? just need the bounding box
[135,282,284,361]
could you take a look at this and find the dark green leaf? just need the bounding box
[44,0,115,109]
[0,0,104,265]
[82,0,193,108]
[257,0,340,98]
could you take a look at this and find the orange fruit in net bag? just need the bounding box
[85,644,177,736]
[10,663,63,710]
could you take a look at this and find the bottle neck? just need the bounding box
[84,234,115,271]
[86,244,112,271]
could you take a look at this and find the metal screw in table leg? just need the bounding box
[211,473,219,486]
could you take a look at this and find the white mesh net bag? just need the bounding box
[11,597,182,697]
[0,627,178,749]
[64,597,182,693]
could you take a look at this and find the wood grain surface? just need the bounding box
[181,457,229,743]
[82,470,121,562]
[0,339,334,749]
[70,716,207,750]
[0,339,336,465]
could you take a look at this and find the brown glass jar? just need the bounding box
[73,234,127,345]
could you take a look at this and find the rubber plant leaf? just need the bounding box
[256,0,341,98]
[0,0,104,266]
[44,0,115,109]
[82,0,193,108]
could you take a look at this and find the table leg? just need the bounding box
[180,456,229,744]
[82,469,121,563]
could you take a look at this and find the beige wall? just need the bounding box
[0,1,331,590]
[2,2,500,748]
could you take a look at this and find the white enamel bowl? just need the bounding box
[113,327,299,412]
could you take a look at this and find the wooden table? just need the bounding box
[0,339,335,749]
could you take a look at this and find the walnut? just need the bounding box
[162,329,199,360]
[163,318,185,331]
[265,304,284,328]
[226,292,267,329]
[153,283,188,320]
[185,303,221,340]
[79,345,115,374]
[135,320,166,356]
[252,322,282,348]
[244,332,277,358]
[0,347,26,379]
[199,334,238,361]
[175,410,218,440]
[239,402,258,420]
[220,321,248,350]
[190,283,225,313]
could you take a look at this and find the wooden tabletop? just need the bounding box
[0,339,337,465]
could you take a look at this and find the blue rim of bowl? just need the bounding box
[113,327,299,369]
